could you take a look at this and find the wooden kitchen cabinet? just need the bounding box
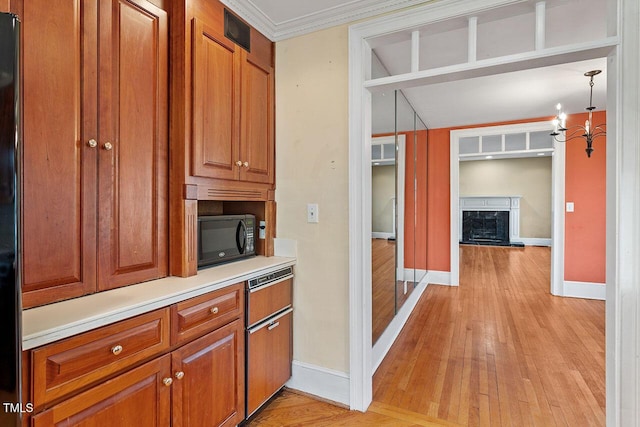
[190,9,274,185]
[29,285,246,426]
[19,0,168,307]
[171,319,245,427]
[32,355,172,427]
[170,0,276,278]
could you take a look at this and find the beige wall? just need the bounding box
[459,157,552,238]
[372,165,395,233]
[275,25,350,372]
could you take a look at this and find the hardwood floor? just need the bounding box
[249,245,605,426]
[374,245,605,426]
[246,389,463,426]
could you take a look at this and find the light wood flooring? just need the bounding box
[249,245,606,426]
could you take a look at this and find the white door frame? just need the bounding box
[349,0,639,424]
[449,122,565,297]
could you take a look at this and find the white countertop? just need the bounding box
[22,256,296,350]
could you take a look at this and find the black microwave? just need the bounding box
[198,214,256,268]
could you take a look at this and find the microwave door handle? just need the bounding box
[237,221,247,254]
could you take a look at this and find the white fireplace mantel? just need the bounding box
[459,196,522,243]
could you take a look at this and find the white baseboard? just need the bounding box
[372,232,394,239]
[286,360,350,406]
[563,281,606,300]
[427,270,453,286]
[519,237,552,246]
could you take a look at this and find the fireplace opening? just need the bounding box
[461,210,510,245]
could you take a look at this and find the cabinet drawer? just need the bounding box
[247,278,292,327]
[171,282,244,345]
[32,308,170,407]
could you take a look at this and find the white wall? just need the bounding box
[275,25,350,373]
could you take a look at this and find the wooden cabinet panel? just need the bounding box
[191,18,240,181]
[171,282,244,345]
[247,310,292,416]
[32,354,171,427]
[97,0,168,290]
[21,0,98,308]
[240,54,274,185]
[247,278,291,327]
[172,318,245,427]
[21,0,169,305]
[32,309,170,407]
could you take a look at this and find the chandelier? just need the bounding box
[550,70,606,158]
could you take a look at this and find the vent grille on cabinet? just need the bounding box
[224,9,250,52]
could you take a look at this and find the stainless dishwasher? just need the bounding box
[245,266,294,418]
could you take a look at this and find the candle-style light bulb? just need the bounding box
[559,112,567,129]
[585,119,590,133]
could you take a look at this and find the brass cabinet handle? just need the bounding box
[163,377,173,387]
[243,161,249,168]
[210,306,219,315]
[111,345,123,355]
[235,160,242,166]
[103,142,113,151]
[87,139,97,148]
[175,371,185,380]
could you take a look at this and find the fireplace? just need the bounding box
[459,196,523,246]
[461,210,510,245]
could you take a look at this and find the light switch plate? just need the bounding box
[307,203,319,223]
[566,202,575,212]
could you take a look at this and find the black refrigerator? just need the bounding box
[0,12,22,427]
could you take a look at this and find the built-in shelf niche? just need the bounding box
[197,200,274,257]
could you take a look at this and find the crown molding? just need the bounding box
[220,0,430,41]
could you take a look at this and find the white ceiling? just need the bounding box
[223,0,609,131]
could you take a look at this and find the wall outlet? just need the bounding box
[566,202,575,212]
[307,203,319,223]
[258,221,266,239]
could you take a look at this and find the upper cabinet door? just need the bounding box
[191,18,240,181]
[21,0,98,308]
[97,0,168,290]
[239,52,274,185]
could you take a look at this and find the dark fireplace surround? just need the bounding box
[461,210,510,245]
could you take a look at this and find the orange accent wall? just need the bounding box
[564,111,606,283]
[426,128,451,272]
[424,115,606,284]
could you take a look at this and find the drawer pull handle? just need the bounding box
[243,161,249,168]
[268,321,280,331]
[87,139,97,148]
[175,371,185,380]
[236,160,242,166]
[163,378,173,387]
[210,307,219,315]
[103,142,113,151]
[111,345,123,356]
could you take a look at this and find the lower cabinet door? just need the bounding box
[246,309,293,417]
[32,355,171,426]
[171,318,245,427]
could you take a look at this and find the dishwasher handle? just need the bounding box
[248,307,293,335]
